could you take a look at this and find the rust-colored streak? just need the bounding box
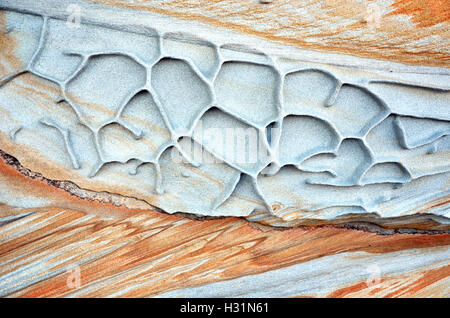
[0,150,153,218]
[1,2,449,298]
[0,12,23,76]
[327,265,450,297]
[383,264,450,297]
[2,206,448,298]
[390,0,450,27]
[328,281,379,298]
[84,0,450,67]
[0,151,449,297]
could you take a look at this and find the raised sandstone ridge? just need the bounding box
[0,0,449,229]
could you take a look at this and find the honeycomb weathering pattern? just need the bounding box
[0,6,449,224]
